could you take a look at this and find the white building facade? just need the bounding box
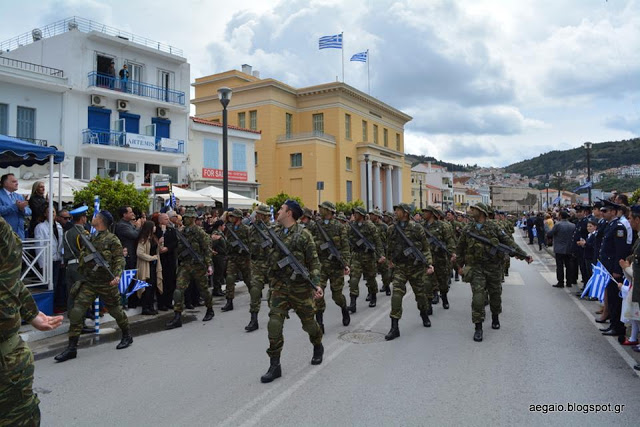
[412,162,454,209]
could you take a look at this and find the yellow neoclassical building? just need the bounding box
[191,65,412,210]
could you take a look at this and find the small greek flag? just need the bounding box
[350,51,368,62]
[270,205,275,223]
[126,279,151,297]
[319,33,342,49]
[552,196,561,205]
[119,269,138,295]
[90,195,100,235]
[581,261,611,302]
[572,181,592,193]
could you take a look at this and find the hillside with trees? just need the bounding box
[404,153,478,172]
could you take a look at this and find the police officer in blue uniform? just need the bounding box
[598,200,631,337]
[571,205,591,287]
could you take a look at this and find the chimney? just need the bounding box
[241,64,252,75]
[427,161,432,171]
[252,70,260,78]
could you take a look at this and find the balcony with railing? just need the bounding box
[277,131,336,143]
[0,56,64,78]
[82,129,184,154]
[88,72,185,105]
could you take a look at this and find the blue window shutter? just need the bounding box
[203,138,219,169]
[232,142,246,171]
[88,107,111,131]
[119,112,140,134]
[152,118,171,138]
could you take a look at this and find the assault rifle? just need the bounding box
[78,232,116,279]
[466,231,528,259]
[227,225,250,254]
[348,222,380,257]
[174,227,206,268]
[316,221,346,267]
[266,226,318,290]
[393,223,428,265]
[251,221,273,249]
[423,227,452,256]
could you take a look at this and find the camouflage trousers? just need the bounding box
[349,253,378,298]
[467,265,502,323]
[390,264,428,319]
[267,280,323,358]
[431,257,450,295]
[249,260,270,314]
[377,260,392,287]
[174,263,213,313]
[225,256,251,300]
[315,262,347,314]
[0,339,40,427]
[68,282,129,337]
[504,255,510,274]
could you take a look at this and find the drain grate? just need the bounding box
[339,330,387,344]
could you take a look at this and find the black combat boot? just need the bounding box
[348,295,357,313]
[203,307,215,322]
[221,298,234,312]
[369,293,377,308]
[385,318,400,341]
[427,304,433,316]
[441,294,450,309]
[431,292,439,305]
[473,323,483,342]
[260,357,282,383]
[341,305,351,326]
[365,293,371,301]
[315,312,324,334]
[212,283,225,297]
[491,313,500,330]
[116,329,133,350]
[54,336,79,362]
[245,312,259,332]
[311,344,324,365]
[165,312,182,330]
[420,311,431,327]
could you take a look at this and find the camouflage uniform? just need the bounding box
[63,222,89,312]
[371,210,392,291]
[424,216,456,298]
[0,217,41,426]
[224,215,252,301]
[266,223,323,358]
[348,212,383,299]
[173,222,214,313]
[249,215,273,314]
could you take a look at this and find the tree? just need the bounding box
[265,192,304,213]
[335,199,364,215]
[630,188,640,205]
[73,177,151,219]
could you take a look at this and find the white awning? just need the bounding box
[157,186,216,206]
[195,186,260,209]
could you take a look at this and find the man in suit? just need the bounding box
[547,210,576,288]
[0,173,31,239]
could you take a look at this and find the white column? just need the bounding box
[385,165,393,212]
[373,162,381,210]
[392,167,402,205]
[360,161,367,204]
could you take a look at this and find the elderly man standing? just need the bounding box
[156,212,178,311]
[547,210,577,288]
[0,173,31,239]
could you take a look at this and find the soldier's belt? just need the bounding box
[0,333,21,357]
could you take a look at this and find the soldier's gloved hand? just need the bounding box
[426,265,434,275]
[207,266,213,276]
[343,266,350,276]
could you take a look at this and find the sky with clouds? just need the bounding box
[2,0,638,167]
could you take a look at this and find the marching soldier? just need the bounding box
[300,208,315,229]
[385,203,434,340]
[456,203,532,342]
[261,200,324,383]
[55,210,133,362]
[210,220,227,297]
[421,206,457,310]
[222,209,252,312]
[347,206,385,312]
[311,201,351,332]
[165,207,215,329]
[246,204,273,332]
[370,209,392,296]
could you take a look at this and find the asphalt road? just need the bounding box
[33,232,640,426]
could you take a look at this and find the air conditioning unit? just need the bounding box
[90,94,106,107]
[117,99,130,112]
[118,171,144,187]
[156,107,169,119]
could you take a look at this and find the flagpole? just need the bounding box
[367,49,370,94]
[341,32,344,82]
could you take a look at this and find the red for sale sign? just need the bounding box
[202,168,248,181]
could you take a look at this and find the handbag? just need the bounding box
[622,284,640,321]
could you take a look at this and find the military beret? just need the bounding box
[318,201,337,213]
[228,208,243,218]
[183,207,198,218]
[255,204,271,216]
[393,203,412,214]
[283,199,303,219]
[98,210,114,226]
[352,206,367,216]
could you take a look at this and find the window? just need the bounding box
[255,151,258,166]
[161,166,178,183]
[346,157,352,171]
[396,133,401,151]
[16,106,36,140]
[249,110,257,130]
[312,113,324,134]
[285,113,293,137]
[362,120,368,141]
[88,106,111,131]
[232,142,247,171]
[158,70,175,102]
[119,112,140,134]
[345,114,351,139]
[384,128,388,147]
[127,62,143,95]
[346,180,353,202]
[238,112,246,128]
[152,118,170,138]
[203,138,219,169]
[0,103,7,135]
[290,153,302,168]
[74,156,91,180]
[373,124,378,144]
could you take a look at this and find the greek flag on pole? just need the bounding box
[319,34,342,49]
[580,261,611,302]
[119,269,137,295]
[270,205,275,223]
[552,196,561,205]
[350,51,368,62]
[90,195,100,235]
[126,279,151,297]
[572,181,592,193]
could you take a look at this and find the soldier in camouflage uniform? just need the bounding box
[165,207,215,329]
[370,209,392,296]
[385,203,434,340]
[446,210,463,282]
[261,200,324,383]
[55,211,132,362]
[336,211,349,232]
[1,217,63,426]
[210,220,227,297]
[245,204,273,332]
[310,201,351,332]
[456,204,532,342]
[498,211,513,277]
[222,209,252,312]
[299,208,315,229]
[347,206,385,312]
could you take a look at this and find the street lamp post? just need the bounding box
[545,182,549,209]
[419,179,423,209]
[364,154,370,212]
[556,171,562,206]
[217,87,232,210]
[584,142,593,205]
